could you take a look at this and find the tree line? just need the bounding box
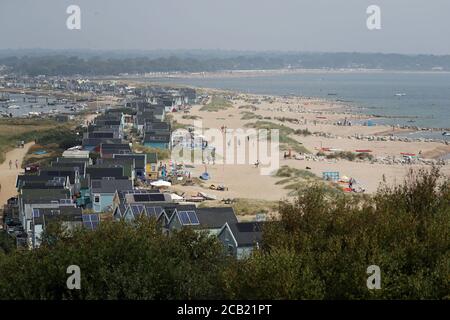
[2,52,450,76]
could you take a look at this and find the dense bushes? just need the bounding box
[34,126,82,150]
[0,168,448,300]
[0,219,231,300]
[0,231,15,255]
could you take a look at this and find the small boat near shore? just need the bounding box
[8,105,20,109]
[394,93,407,97]
[442,132,450,136]
[0,93,10,102]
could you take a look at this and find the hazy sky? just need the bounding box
[1,0,450,54]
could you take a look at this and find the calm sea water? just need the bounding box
[0,93,77,117]
[148,72,450,129]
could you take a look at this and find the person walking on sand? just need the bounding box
[9,160,12,169]
[15,159,18,169]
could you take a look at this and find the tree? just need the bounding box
[0,231,15,255]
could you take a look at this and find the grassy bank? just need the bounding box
[0,118,82,164]
[244,121,310,154]
[200,95,233,112]
[0,119,60,163]
[274,165,343,196]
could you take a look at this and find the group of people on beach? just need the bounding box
[8,159,19,170]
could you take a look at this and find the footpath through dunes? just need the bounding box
[0,142,34,207]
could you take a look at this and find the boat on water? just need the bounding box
[0,93,10,102]
[394,93,407,97]
[442,132,450,136]
[8,105,20,109]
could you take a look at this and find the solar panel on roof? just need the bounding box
[176,210,200,225]
[178,211,191,225]
[134,194,165,202]
[187,211,200,225]
[133,194,150,202]
[144,206,163,218]
[82,214,100,230]
[131,205,144,215]
[145,206,155,215]
[149,194,165,201]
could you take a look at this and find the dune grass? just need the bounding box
[244,121,310,153]
[273,165,343,196]
[200,95,233,112]
[0,119,74,163]
[240,111,263,120]
[181,114,201,120]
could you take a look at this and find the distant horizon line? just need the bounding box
[0,48,449,57]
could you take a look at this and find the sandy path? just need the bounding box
[0,142,34,207]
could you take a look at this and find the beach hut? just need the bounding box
[323,171,340,181]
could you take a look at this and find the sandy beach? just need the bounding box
[169,91,450,201]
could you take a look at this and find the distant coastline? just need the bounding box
[126,68,450,80]
[130,71,450,131]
